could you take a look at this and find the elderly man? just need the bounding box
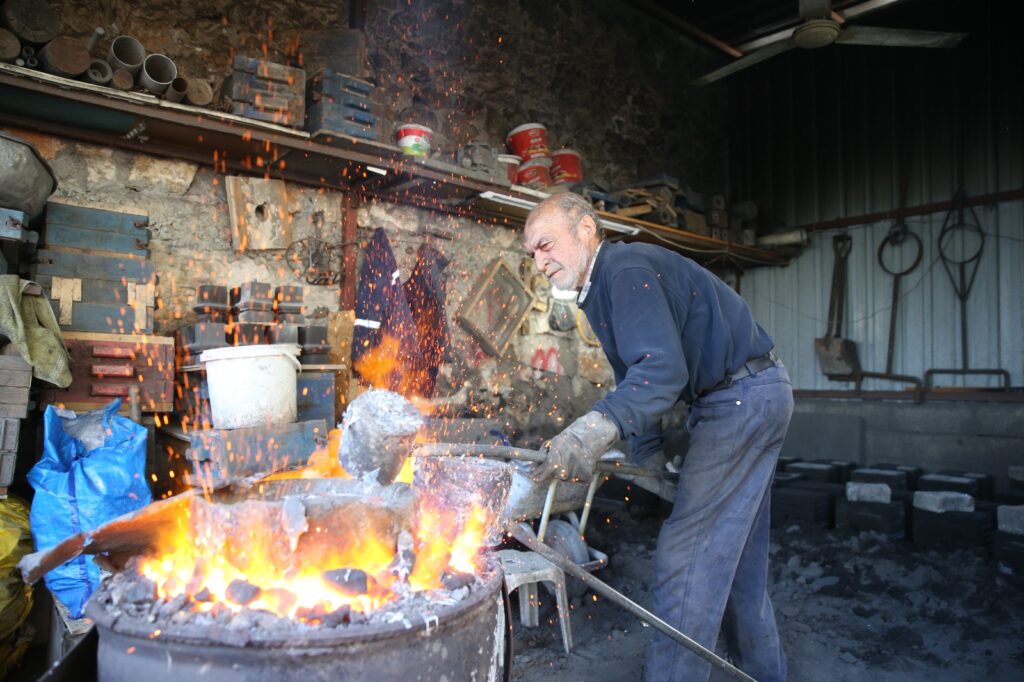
[524,193,792,682]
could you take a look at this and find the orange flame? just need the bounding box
[353,335,433,399]
[136,449,492,621]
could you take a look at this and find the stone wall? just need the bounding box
[7,124,610,438]
[57,0,726,191]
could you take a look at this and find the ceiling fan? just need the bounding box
[693,0,967,86]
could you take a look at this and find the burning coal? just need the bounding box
[119,470,499,631]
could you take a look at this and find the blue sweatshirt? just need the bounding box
[579,241,774,460]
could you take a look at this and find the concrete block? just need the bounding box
[997,506,1024,536]
[835,498,905,540]
[846,482,891,505]
[773,472,804,487]
[917,473,979,496]
[873,462,923,488]
[788,461,841,482]
[913,490,975,514]
[1009,465,1024,483]
[851,467,908,490]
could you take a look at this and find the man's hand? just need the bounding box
[532,411,619,483]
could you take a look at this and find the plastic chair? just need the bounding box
[497,549,573,654]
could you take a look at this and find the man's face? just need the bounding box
[524,211,594,292]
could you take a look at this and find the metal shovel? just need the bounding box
[814,233,861,380]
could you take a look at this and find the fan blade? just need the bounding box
[836,25,966,48]
[692,39,796,86]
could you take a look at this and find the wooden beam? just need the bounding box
[629,0,743,58]
[793,187,1024,234]
[340,192,359,310]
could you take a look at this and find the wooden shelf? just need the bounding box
[0,63,788,268]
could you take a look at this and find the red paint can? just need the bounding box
[506,123,550,162]
[516,159,553,188]
[550,149,582,184]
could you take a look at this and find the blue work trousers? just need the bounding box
[645,363,793,682]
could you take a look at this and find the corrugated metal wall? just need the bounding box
[728,1,1024,390]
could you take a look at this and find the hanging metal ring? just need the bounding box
[877,227,923,277]
[938,219,984,267]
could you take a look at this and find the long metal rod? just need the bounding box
[536,480,559,542]
[412,443,547,463]
[508,525,756,682]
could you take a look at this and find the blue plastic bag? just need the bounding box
[27,400,151,617]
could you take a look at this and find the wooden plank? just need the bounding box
[0,404,28,419]
[0,369,32,387]
[61,331,173,346]
[46,299,147,334]
[0,355,31,375]
[35,244,148,262]
[36,396,173,414]
[90,342,135,359]
[44,380,172,405]
[0,385,29,404]
[0,418,20,451]
[91,363,133,377]
[91,383,131,397]
[225,176,290,251]
[44,223,150,256]
[34,249,154,282]
[46,201,149,232]
[340,193,358,308]
[36,274,129,305]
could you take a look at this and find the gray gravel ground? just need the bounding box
[511,494,1024,681]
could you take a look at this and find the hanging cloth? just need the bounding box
[402,243,451,397]
[351,228,422,392]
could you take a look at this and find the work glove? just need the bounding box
[532,410,620,484]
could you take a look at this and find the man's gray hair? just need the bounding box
[530,192,605,238]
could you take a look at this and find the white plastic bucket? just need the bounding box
[199,344,302,429]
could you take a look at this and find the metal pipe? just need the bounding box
[412,443,546,463]
[86,27,105,55]
[164,76,188,102]
[535,480,558,542]
[577,475,604,538]
[594,461,680,481]
[508,525,757,682]
[85,58,112,85]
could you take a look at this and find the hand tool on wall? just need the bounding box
[814,233,860,380]
[923,188,1010,390]
[855,222,923,397]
